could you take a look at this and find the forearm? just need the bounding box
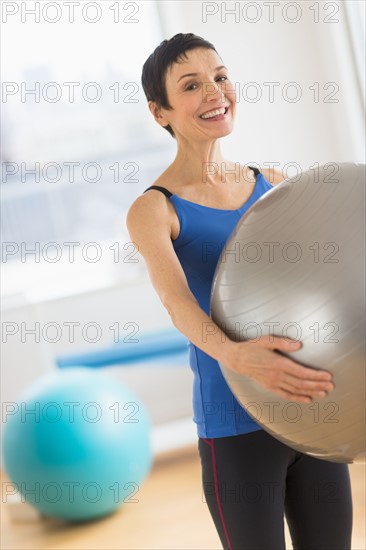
[161,290,334,405]
[167,293,237,364]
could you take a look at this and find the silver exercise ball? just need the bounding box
[210,162,365,463]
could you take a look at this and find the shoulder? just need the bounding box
[128,173,172,209]
[127,188,169,221]
[126,181,173,236]
[260,167,284,186]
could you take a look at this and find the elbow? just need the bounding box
[161,291,194,326]
[162,293,178,323]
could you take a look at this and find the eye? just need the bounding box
[185,82,198,91]
[185,75,229,91]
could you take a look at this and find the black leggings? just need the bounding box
[198,430,353,550]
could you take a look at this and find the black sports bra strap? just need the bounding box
[248,165,261,177]
[143,166,260,198]
[143,185,173,198]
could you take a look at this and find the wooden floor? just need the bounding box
[1,446,365,550]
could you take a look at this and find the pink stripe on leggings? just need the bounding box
[202,438,233,550]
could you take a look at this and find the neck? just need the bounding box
[169,138,232,187]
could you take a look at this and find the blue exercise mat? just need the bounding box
[56,326,189,368]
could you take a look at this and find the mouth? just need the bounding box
[199,106,229,121]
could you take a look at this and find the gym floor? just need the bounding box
[1,446,365,550]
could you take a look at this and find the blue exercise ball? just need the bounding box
[2,368,152,522]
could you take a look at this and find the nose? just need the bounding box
[203,80,226,104]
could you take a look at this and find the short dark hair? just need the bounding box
[141,33,220,138]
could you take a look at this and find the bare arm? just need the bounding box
[126,191,334,403]
[126,192,233,364]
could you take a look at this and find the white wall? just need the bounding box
[157,1,365,170]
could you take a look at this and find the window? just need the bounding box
[342,0,366,113]
[1,2,173,298]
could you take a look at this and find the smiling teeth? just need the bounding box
[200,107,226,119]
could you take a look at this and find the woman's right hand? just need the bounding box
[224,336,335,404]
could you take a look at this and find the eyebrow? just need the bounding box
[176,65,228,84]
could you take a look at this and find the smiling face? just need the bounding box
[149,48,237,142]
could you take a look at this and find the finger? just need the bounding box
[284,376,334,393]
[285,376,334,396]
[281,358,333,382]
[280,380,329,398]
[273,387,313,403]
[260,335,302,352]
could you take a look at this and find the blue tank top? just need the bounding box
[143,167,274,438]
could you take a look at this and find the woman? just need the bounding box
[127,33,352,549]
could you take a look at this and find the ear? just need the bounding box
[148,101,169,127]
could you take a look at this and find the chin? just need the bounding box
[218,125,235,138]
